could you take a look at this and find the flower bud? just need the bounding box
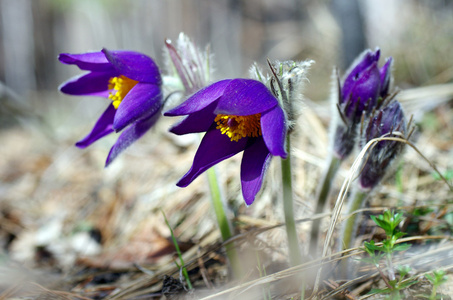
[358,100,407,190]
[252,60,314,128]
[163,33,211,96]
[333,48,393,159]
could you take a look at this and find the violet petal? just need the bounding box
[177,127,248,187]
[113,83,162,132]
[102,49,162,84]
[214,79,278,116]
[260,105,287,158]
[59,71,117,97]
[342,49,380,101]
[105,112,160,166]
[58,52,114,72]
[164,79,231,116]
[348,62,381,117]
[169,101,217,135]
[75,104,116,148]
[240,137,272,205]
[379,57,393,97]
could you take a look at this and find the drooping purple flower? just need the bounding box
[359,100,407,190]
[333,48,393,159]
[58,49,163,166]
[164,79,287,205]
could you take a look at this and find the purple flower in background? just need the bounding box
[164,79,287,205]
[59,49,163,166]
[333,48,393,159]
[359,100,407,190]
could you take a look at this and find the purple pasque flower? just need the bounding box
[333,48,393,159]
[164,78,287,205]
[59,49,163,166]
[359,100,407,190]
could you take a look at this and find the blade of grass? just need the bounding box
[162,211,193,290]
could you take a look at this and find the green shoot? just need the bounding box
[363,210,415,298]
[162,211,193,290]
[425,270,448,300]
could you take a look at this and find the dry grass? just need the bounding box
[0,81,452,299]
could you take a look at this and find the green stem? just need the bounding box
[342,190,367,250]
[430,285,437,300]
[386,252,396,282]
[162,211,193,289]
[206,167,243,279]
[309,154,341,255]
[281,134,303,266]
[340,189,367,278]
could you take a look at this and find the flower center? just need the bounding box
[108,75,139,109]
[214,114,262,142]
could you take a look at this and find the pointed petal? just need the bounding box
[75,104,116,148]
[342,49,380,101]
[260,106,287,158]
[177,127,248,187]
[58,52,114,72]
[240,137,272,205]
[113,83,162,132]
[164,79,231,116]
[379,57,393,97]
[344,62,381,119]
[169,101,217,135]
[105,112,160,166]
[102,49,162,84]
[214,79,278,116]
[59,71,116,96]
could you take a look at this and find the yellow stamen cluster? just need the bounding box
[108,75,139,109]
[215,113,262,142]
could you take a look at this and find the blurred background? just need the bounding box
[0,0,452,296]
[1,0,453,103]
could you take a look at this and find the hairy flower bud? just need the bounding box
[251,60,314,129]
[333,48,393,159]
[358,100,407,190]
[163,32,211,97]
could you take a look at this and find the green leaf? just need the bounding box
[425,273,435,283]
[393,243,411,252]
[427,269,448,286]
[397,280,417,289]
[397,265,412,278]
[413,207,434,217]
[371,215,391,231]
[444,212,453,226]
[394,231,406,239]
[368,287,391,295]
[432,169,453,181]
[359,257,380,264]
[365,240,385,252]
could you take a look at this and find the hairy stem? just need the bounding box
[206,167,243,278]
[281,134,303,266]
[340,189,367,277]
[309,154,341,255]
[386,253,396,282]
